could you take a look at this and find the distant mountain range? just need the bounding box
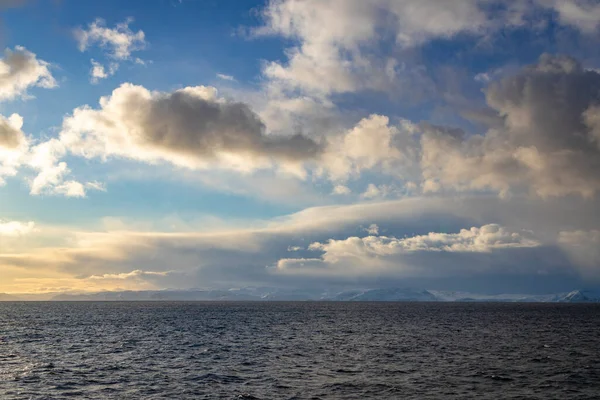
[1,288,600,302]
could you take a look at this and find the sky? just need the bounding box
[1,0,600,294]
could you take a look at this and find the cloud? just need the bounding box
[0,113,27,185]
[360,183,401,200]
[88,269,172,280]
[58,83,322,173]
[332,184,350,195]
[0,220,35,236]
[364,223,379,235]
[0,113,24,148]
[0,46,57,101]
[29,56,600,202]
[216,73,236,82]
[1,195,598,293]
[75,18,146,82]
[89,59,118,84]
[255,0,495,97]
[277,224,541,276]
[544,0,600,34]
[8,269,175,293]
[254,0,599,99]
[420,54,600,198]
[319,114,419,182]
[22,136,102,198]
[75,18,146,60]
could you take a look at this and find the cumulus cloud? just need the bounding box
[0,113,24,148]
[25,138,89,197]
[420,54,600,198]
[58,83,322,173]
[319,114,419,183]
[0,46,57,101]
[75,18,146,60]
[0,113,27,185]
[75,18,146,82]
[255,0,598,98]
[89,59,118,84]
[256,0,494,96]
[19,54,600,199]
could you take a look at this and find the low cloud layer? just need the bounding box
[1,196,597,293]
[277,224,540,275]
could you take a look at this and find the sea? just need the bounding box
[0,302,599,399]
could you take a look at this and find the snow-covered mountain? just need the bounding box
[428,291,559,303]
[2,287,600,302]
[330,288,438,302]
[554,290,600,303]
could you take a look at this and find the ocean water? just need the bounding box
[0,302,599,399]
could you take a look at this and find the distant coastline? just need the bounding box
[2,288,599,303]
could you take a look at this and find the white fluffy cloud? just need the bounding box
[75,18,146,82]
[0,46,56,101]
[319,114,418,183]
[75,18,146,60]
[89,59,118,84]
[26,138,91,197]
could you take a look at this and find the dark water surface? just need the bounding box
[0,302,599,399]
